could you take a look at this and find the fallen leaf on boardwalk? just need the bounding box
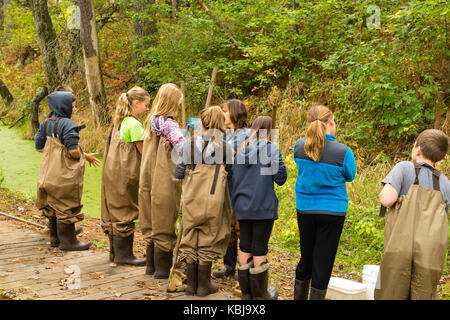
[115,292,121,297]
[109,263,117,268]
[144,295,155,300]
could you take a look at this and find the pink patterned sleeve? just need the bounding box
[163,118,184,148]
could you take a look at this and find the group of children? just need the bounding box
[34,84,449,300]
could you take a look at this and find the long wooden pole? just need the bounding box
[180,81,186,128]
[205,67,217,108]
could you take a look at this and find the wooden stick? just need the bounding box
[271,105,278,129]
[167,221,183,292]
[205,67,217,108]
[0,211,46,229]
[180,81,186,128]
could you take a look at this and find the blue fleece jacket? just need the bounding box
[230,140,287,220]
[35,91,81,151]
[293,134,356,216]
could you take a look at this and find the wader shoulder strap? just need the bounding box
[190,138,195,170]
[210,140,227,195]
[414,162,440,191]
[380,162,441,217]
[43,117,61,138]
[107,126,114,146]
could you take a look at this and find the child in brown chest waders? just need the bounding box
[101,87,150,266]
[377,129,449,300]
[174,106,233,297]
[138,83,185,278]
[35,87,101,251]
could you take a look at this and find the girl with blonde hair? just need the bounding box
[292,104,356,300]
[139,83,185,278]
[174,106,233,297]
[101,86,150,266]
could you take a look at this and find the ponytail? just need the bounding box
[113,87,150,129]
[304,105,333,162]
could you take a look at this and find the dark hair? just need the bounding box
[415,129,449,163]
[222,99,247,129]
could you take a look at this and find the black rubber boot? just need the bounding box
[196,262,219,297]
[57,222,91,251]
[294,278,311,300]
[237,258,253,300]
[213,244,237,278]
[153,246,173,279]
[309,287,327,300]
[249,262,278,300]
[113,233,146,266]
[108,234,114,262]
[145,242,155,275]
[49,217,82,247]
[185,260,198,296]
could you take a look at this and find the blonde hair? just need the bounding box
[304,104,333,162]
[200,106,226,144]
[144,83,183,138]
[113,86,150,128]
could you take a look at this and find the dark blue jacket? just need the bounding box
[230,140,287,220]
[35,91,81,151]
[293,134,356,216]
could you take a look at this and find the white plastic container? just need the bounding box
[326,277,369,300]
[362,265,380,300]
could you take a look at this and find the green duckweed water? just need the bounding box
[0,125,102,218]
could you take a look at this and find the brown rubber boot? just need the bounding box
[49,217,82,247]
[113,233,146,266]
[57,222,91,251]
[237,258,254,300]
[185,260,198,296]
[153,246,173,279]
[196,262,219,297]
[145,242,155,275]
[309,287,327,300]
[294,279,311,300]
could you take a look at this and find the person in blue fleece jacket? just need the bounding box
[293,104,356,300]
[230,116,287,300]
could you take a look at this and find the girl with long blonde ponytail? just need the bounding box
[101,86,150,267]
[293,103,356,300]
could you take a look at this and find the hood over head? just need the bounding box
[47,91,73,118]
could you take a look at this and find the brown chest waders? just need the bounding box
[375,162,448,300]
[36,118,85,224]
[138,133,182,253]
[100,124,142,238]
[179,139,231,265]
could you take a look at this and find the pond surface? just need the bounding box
[0,125,102,218]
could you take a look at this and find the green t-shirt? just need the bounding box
[119,116,144,143]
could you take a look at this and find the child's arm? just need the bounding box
[135,141,143,154]
[379,183,399,207]
[343,148,357,182]
[272,146,287,186]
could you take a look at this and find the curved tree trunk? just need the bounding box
[30,86,48,136]
[78,0,109,127]
[0,79,13,108]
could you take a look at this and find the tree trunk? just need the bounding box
[30,86,48,136]
[29,0,61,93]
[0,79,14,108]
[133,0,157,83]
[78,0,110,127]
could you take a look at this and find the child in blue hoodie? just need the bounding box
[230,116,287,300]
[35,86,100,251]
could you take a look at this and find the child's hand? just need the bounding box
[85,152,101,168]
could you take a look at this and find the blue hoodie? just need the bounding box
[230,140,287,221]
[35,91,81,151]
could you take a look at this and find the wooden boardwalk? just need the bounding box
[0,219,236,300]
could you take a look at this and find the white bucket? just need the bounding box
[326,277,369,300]
[362,265,380,300]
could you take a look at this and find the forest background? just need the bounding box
[0,0,448,298]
